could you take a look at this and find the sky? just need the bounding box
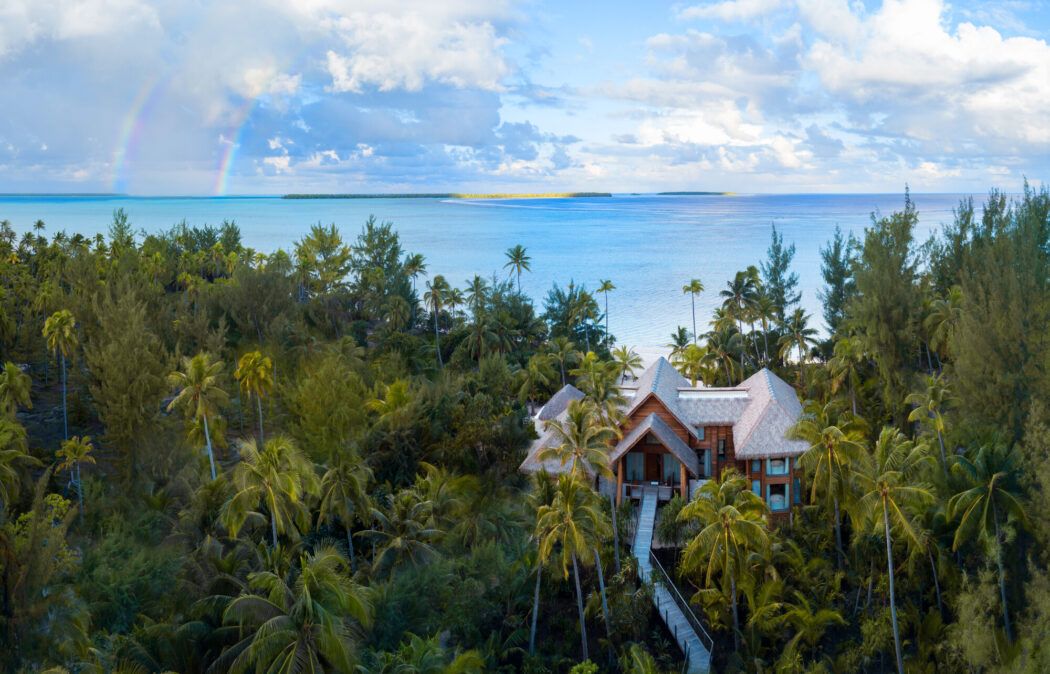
[0,0,1047,196]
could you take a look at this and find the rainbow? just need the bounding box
[110,73,168,193]
[213,95,259,197]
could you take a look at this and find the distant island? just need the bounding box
[282,192,612,199]
[657,191,733,195]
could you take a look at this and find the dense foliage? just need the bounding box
[1,183,1049,673]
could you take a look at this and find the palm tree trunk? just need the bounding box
[560,362,566,387]
[529,560,542,654]
[202,413,217,481]
[572,551,589,661]
[883,501,904,674]
[724,359,732,386]
[346,526,356,573]
[866,560,874,607]
[76,461,83,521]
[610,492,621,573]
[594,548,615,662]
[994,507,1012,641]
[731,574,740,650]
[433,306,443,368]
[928,548,943,616]
[937,430,947,467]
[256,394,265,443]
[61,351,67,441]
[605,294,610,349]
[271,514,278,548]
[834,495,844,569]
[691,297,696,345]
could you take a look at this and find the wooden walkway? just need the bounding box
[633,488,712,674]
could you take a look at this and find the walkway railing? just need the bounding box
[649,549,715,654]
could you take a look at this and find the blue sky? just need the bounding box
[0,0,1047,195]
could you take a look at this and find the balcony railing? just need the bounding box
[649,548,715,657]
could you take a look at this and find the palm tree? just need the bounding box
[527,471,556,655]
[0,362,31,417]
[925,285,962,364]
[828,337,865,415]
[404,252,427,293]
[677,470,770,649]
[778,309,817,387]
[235,351,274,444]
[168,352,230,481]
[43,309,77,440]
[446,287,465,322]
[666,326,691,358]
[683,279,704,345]
[319,452,374,572]
[782,591,845,660]
[720,271,757,345]
[465,275,489,318]
[517,353,555,411]
[705,325,743,385]
[612,345,642,383]
[504,244,531,293]
[907,374,952,467]
[790,400,865,568]
[222,435,320,547]
[597,279,615,348]
[673,343,710,386]
[854,427,934,674]
[425,275,449,368]
[547,336,578,387]
[56,435,94,521]
[538,399,616,481]
[363,489,441,575]
[948,442,1027,641]
[0,417,36,513]
[536,474,608,661]
[221,546,372,673]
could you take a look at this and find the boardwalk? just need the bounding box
[633,489,712,674]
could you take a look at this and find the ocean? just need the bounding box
[0,193,971,347]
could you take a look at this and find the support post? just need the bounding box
[616,457,624,505]
[680,462,687,500]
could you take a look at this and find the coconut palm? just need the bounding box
[167,352,230,481]
[538,399,616,480]
[667,326,691,357]
[56,435,94,520]
[0,362,31,417]
[425,275,449,367]
[547,336,578,387]
[612,345,642,383]
[854,427,934,674]
[404,252,427,292]
[705,325,743,385]
[677,470,770,649]
[517,353,555,410]
[925,285,963,363]
[362,489,441,575]
[597,279,615,348]
[527,471,557,654]
[504,244,531,293]
[778,309,817,387]
[790,400,866,568]
[753,290,777,363]
[536,474,608,661]
[382,295,411,332]
[235,351,274,444]
[720,271,758,345]
[446,287,465,322]
[43,309,77,440]
[907,374,952,467]
[948,442,1028,642]
[683,279,704,345]
[464,275,489,318]
[221,435,320,548]
[319,452,374,572]
[673,343,710,386]
[220,546,372,673]
[0,417,36,513]
[782,590,845,660]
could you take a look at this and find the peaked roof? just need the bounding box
[537,384,584,421]
[609,413,700,475]
[731,369,808,458]
[623,357,700,439]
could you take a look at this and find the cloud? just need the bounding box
[680,0,784,22]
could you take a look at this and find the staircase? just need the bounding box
[633,488,712,674]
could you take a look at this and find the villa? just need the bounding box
[520,357,809,519]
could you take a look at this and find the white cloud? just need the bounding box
[263,155,291,173]
[324,11,510,92]
[0,0,159,57]
[680,0,784,22]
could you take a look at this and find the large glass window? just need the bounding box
[696,426,706,441]
[625,453,644,482]
[793,478,802,505]
[752,480,761,496]
[767,483,788,511]
[717,439,726,460]
[663,455,681,484]
[751,460,761,473]
[767,457,789,476]
[702,449,711,477]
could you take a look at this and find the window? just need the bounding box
[767,458,789,476]
[645,433,661,445]
[663,455,681,485]
[751,460,761,474]
[625,453,643,482]
[767,483,788,511]
[752,480,761,496]
[793,478,802,505]
[717,438,726,460]
[702,449,711,477]
[696,426,706,441]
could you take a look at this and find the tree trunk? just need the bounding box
[610,492,621,573]
[929,548,943,616]
[731,574,740,650]
[866,560,874,607]
[572,552,589,661]
[605,294,610,349]
[76,461,83,521]
[202,413,217,481]
[433,309,443,368]
[884,501,904,674]
[256,394,265,444]
[271,511,279,549]
[724,359,732,386]
[61,351,67,441]
[529,560,542,655]
[834,495,844,569]
[560,362,566,387]
[691,297,696,345]
[595,548,614,662]
[994,507,1012,641]
[347,525,356,573]
[937,430,947,467]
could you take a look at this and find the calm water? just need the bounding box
[0,193,970,347]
